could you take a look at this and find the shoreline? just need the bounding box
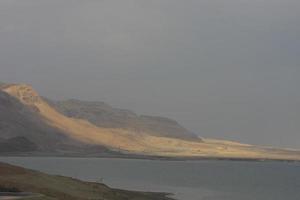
[2,157,300,200]
[0,192,42,200]
[0,162,175,200]
[0,153,300,163]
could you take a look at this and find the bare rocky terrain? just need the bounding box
[1,82,300,161]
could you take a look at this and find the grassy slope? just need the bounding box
[0,162,173,200]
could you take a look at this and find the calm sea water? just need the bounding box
[0,157,299,200]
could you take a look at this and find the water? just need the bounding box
[0,157,300,200]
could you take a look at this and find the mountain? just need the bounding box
[0,87,111,155]
[0,89,68,151]
[47,99,199,141]
[1,82,300,161]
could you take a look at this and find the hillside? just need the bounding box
[0,89,113,155]
[1,83,300,160]
[47,99,199,141]
[0,162,173,200]
[0,137,37,153]
[0,89,71,151]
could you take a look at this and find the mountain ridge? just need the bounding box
[46,98,199,141]
[1,82,300,161]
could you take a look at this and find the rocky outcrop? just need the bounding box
[2,84,42,112]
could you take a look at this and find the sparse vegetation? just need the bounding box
[0,162,173,200]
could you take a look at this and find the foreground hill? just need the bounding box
[0,162,172,200]
[1,83,300,161]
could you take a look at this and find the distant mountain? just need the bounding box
[47,99,199,141]
[1,82,300,161]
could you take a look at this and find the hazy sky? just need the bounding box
[0,0,300,148]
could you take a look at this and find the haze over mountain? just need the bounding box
[1,82,300,161]
[46,99,198,141]
[1,0,299,149]
[0,82,200,155]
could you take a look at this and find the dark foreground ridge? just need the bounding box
[0,162,174,200]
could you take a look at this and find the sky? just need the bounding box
[0,0,300,148]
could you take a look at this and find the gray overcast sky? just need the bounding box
[0,0,300,148]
